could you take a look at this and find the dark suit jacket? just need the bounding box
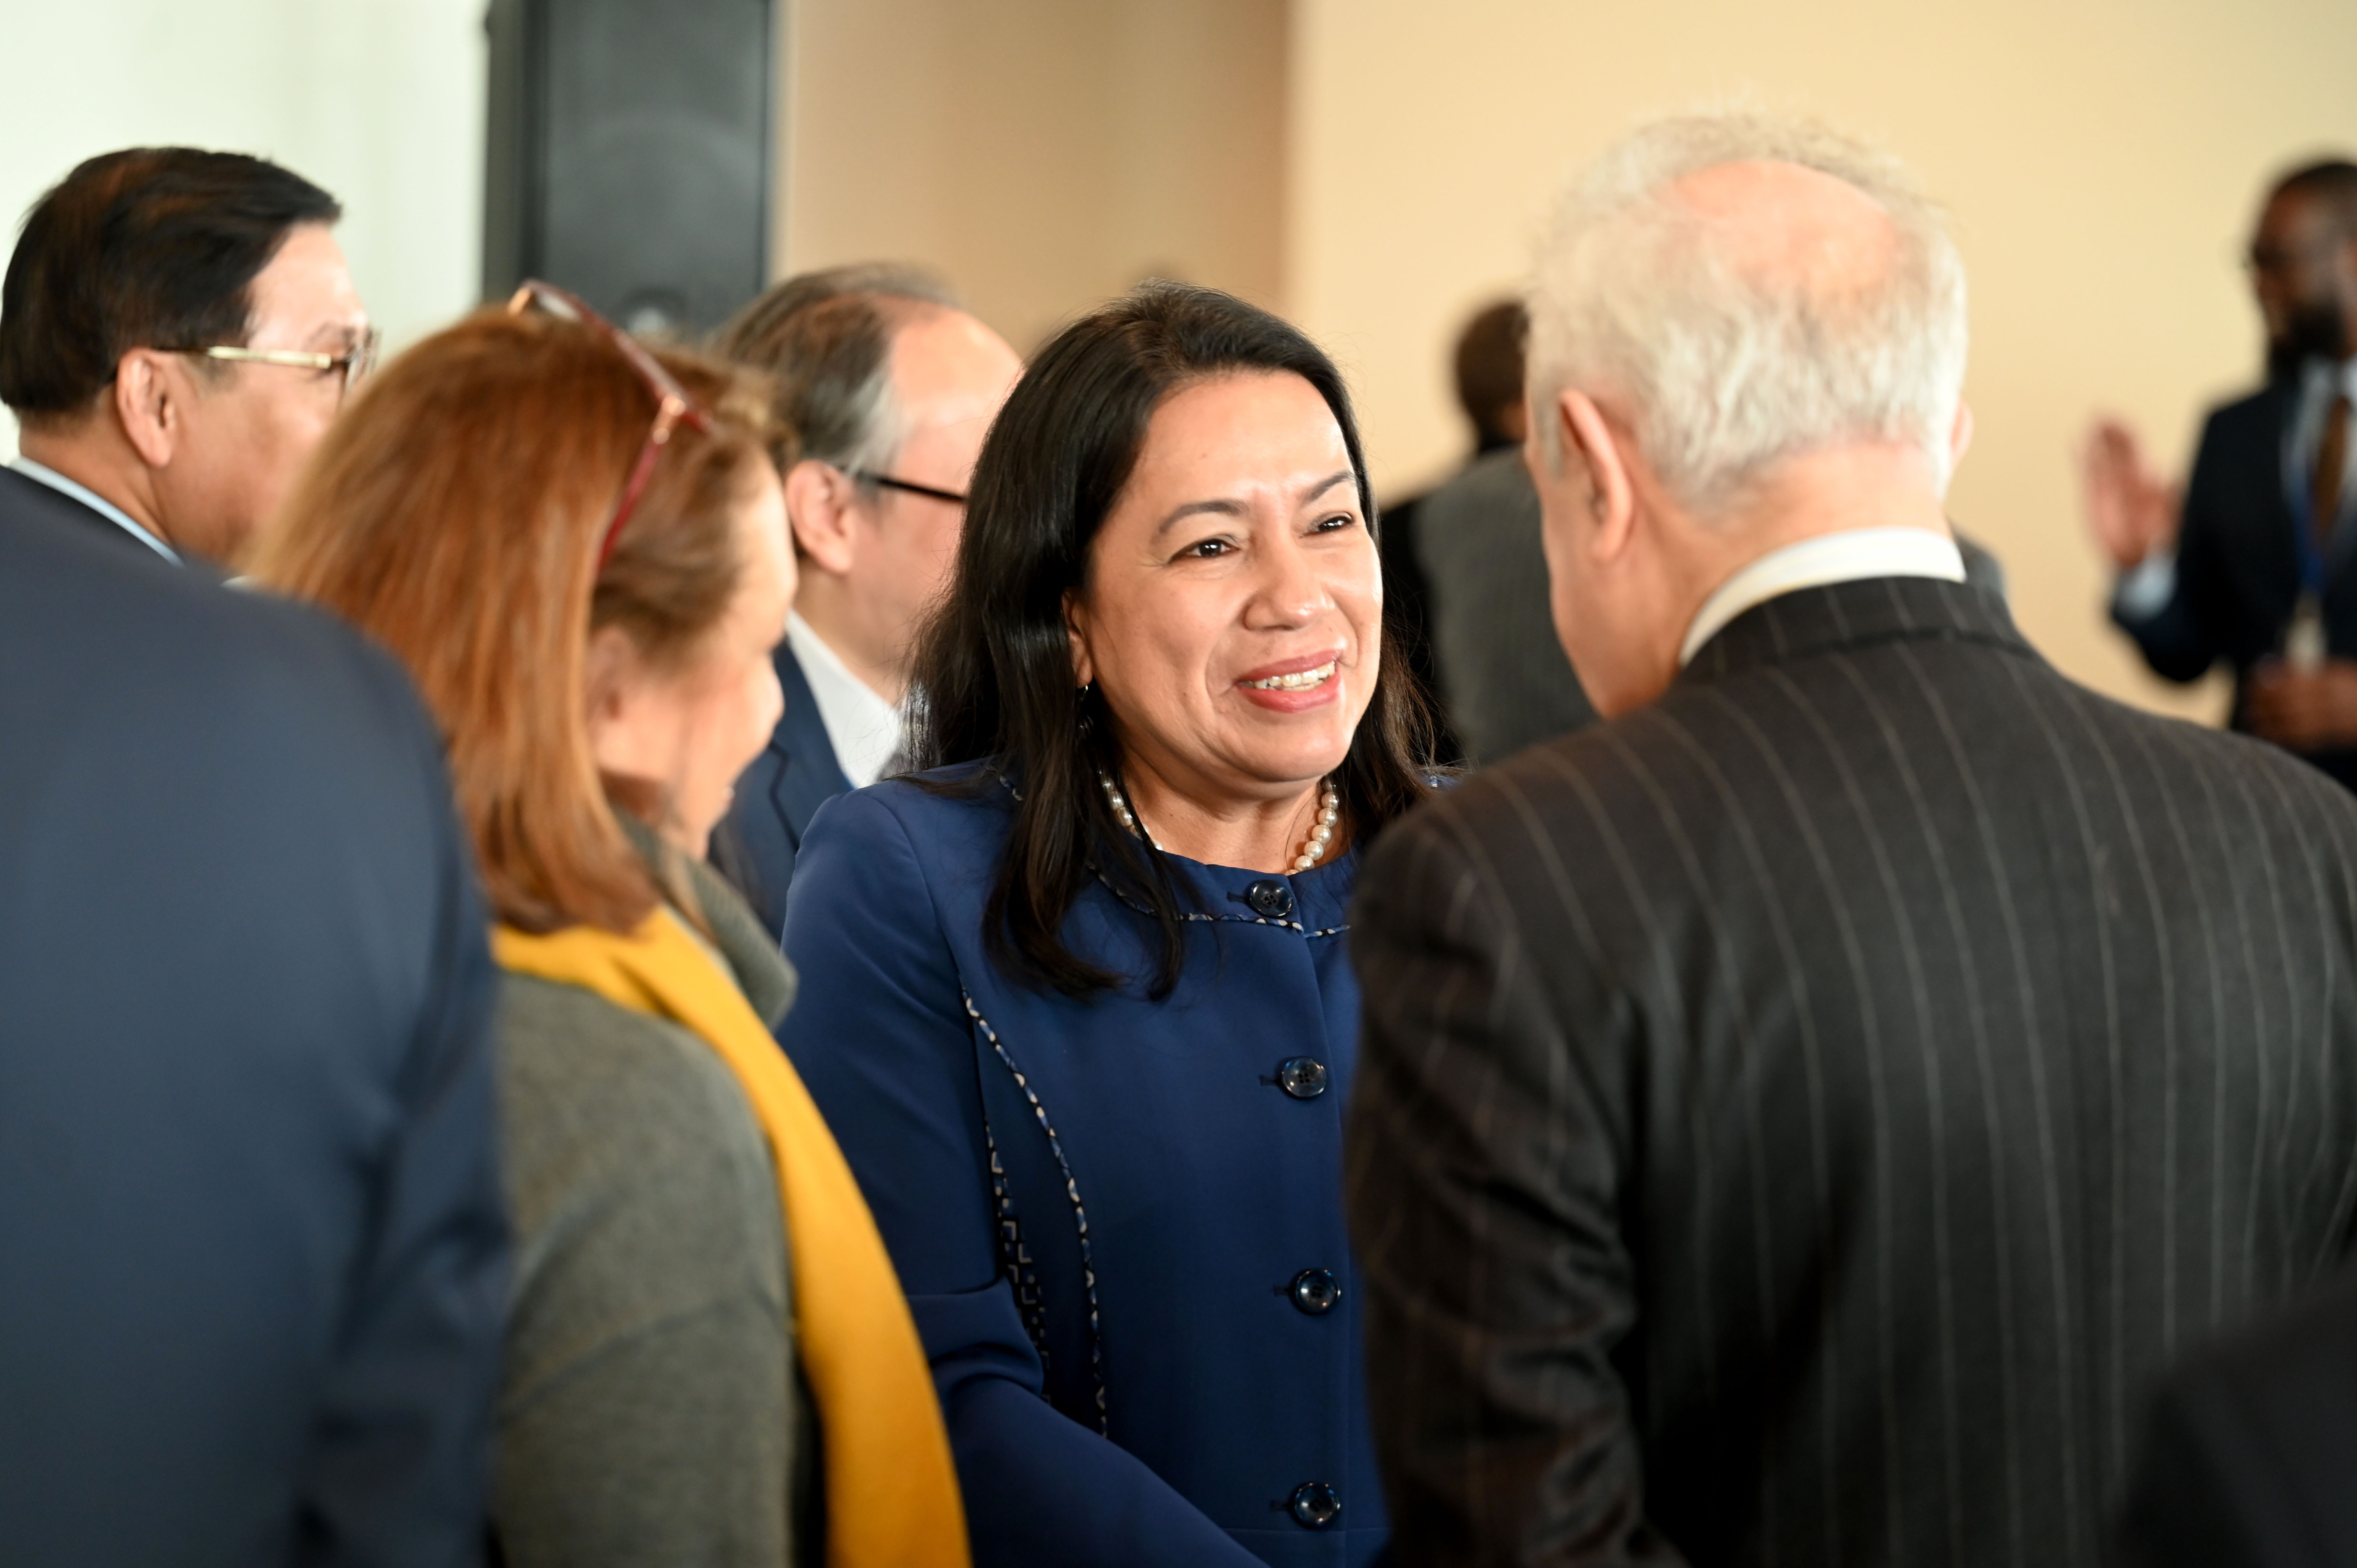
[2115,382,2357,787]
[715,643,852,941]
[3,459,172,561]
[1348,574,2357,1567]
[0,492,508,1564]
[2115,1263,2357,1568]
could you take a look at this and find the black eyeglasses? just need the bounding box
[849,469,968,506]
[506,279,712,571]
[2246,238,2348,277]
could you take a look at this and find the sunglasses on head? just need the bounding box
[505,280,713,571]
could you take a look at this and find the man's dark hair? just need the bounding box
[2272,158,2357,232]
[0,147,341,423]
[711,261,960,479]
[1452,298,1528,450]
[906,280,1440,998]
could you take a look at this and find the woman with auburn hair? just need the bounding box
[777,282,1436,1566]
[250,288,966,1568]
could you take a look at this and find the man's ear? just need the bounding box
[782,459,860,577]
[112,349,182,470]
[1558,388,1638,562]
[1062,588,1095,689]
[1949,401,1976,472]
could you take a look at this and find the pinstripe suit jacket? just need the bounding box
[1346,574,2357,1567]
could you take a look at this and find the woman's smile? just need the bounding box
[1235,653,1345,710]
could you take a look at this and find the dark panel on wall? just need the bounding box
[483,0,774,336]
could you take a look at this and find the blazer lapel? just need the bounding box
[769,645,853,849]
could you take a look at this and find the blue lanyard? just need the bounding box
[2286,413,2332,599]
[2293,494,2328,597]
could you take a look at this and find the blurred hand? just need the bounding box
[2245,658,2357,752]
[2081,418,2181,571]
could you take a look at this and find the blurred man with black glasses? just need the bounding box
[708,263,1022,936]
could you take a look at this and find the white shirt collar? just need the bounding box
[1679,526,1967,667]
[2301,355,2357,405]
[786,611,903,789]
[9,456,181,564]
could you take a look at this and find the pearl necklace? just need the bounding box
[1097,769,1164,851]
[1096,771,1342,872]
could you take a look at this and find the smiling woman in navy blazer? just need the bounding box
[779,282,1438,1566]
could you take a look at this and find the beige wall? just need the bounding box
[781,0,1287,355]
[1287,0,2357,720]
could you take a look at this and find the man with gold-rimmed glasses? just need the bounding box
[0,147,373,570]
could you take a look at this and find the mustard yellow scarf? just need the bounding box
[495,909,968,1568]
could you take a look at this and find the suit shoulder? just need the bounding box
[1362,727,1619,891]
[4,512,421,735]
[2201,381,2278,421]
[788,767,1015,950]
[3,519,447,821]
[1424,717,1638,824]
[804,763,1014,851]
[2191,383,2285,450]
[2068,674,2357,815]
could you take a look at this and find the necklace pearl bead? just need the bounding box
[1293,782,1342,871]
[1098,770,1338,872]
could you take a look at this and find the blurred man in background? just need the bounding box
[0,449,506,1563]
[2087,159,2357,788]
[710,263,1022,935]
[1350,110,2357,1568]
[0,147,374,571]
[1408,298,1596,765]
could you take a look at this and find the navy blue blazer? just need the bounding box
[2117,380,2357,787]
[0,490,508,1564]
[716,643,852,939]
[779,770,1387,1568]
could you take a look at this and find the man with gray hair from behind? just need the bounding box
[1346,108,2357,1567]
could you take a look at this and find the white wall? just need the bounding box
[0,0,488,459]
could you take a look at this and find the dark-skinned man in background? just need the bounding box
[2086,159,2357,786]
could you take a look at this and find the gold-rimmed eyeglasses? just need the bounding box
[505,279,712,572]
[191,327,382,403]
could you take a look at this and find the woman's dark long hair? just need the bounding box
[906,281,1440,998]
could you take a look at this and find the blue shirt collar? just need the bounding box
[8,456,182,565]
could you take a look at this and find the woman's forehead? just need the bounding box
[1126,373,1352,500]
